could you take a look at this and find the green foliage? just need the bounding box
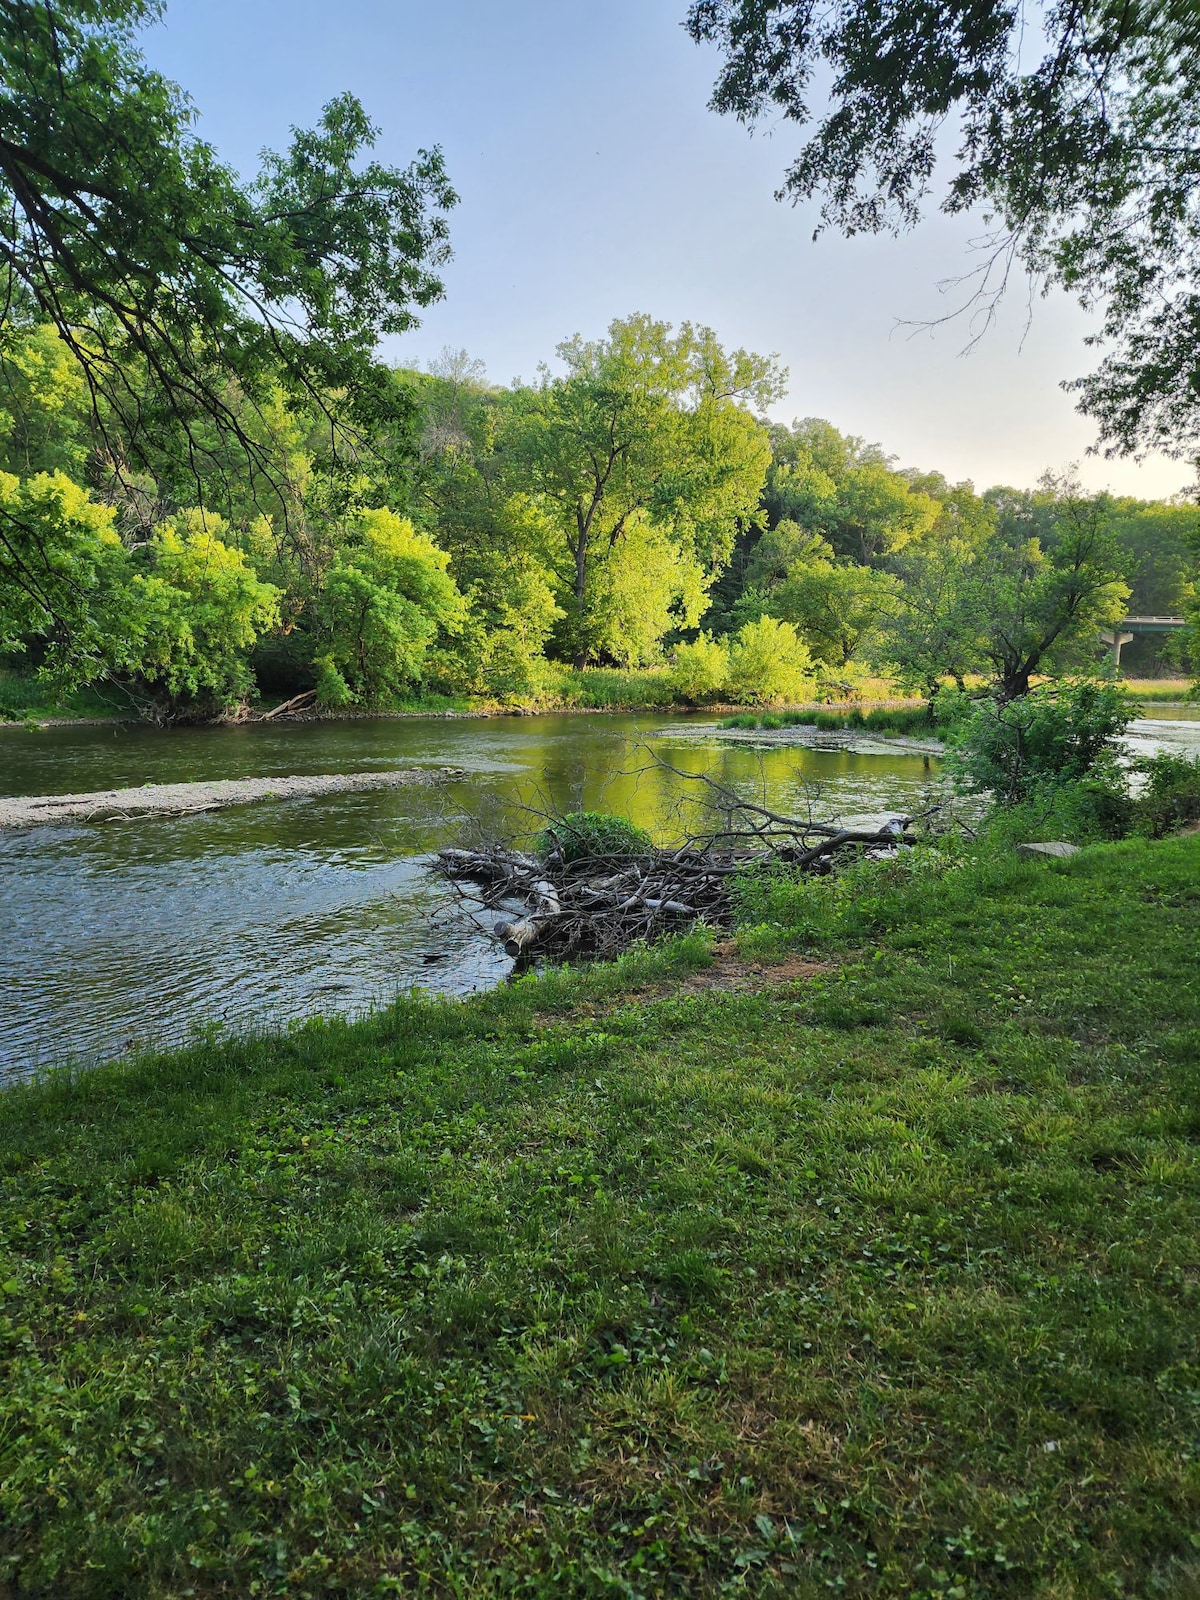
[668,630,731,701]
[0,471,135,690]
[313,510,464,703]
[130,514,281,714]
[945,681,1133,806]
[535,810,654,864]
[980,778,1135,848]
[506,314,782,665]
[1130,750,1200,838]
[0,324,89,479]
[736,516,902,667]
[549,665,679,709]
[762,420,939,565]
[726,615,813,704]
[0,1,456,495]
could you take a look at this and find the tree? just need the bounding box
[686,0,1200,458]
[0,469,134,688]
[130,514,281,717]
[1104,500,1200,615]
[313,509,465,704]
[507,315,783,666]
[763,419,938,563]
[0,0,456,648]
[736,521,899,666]
[0,324,90,479]
[885,536,988,701]
[973,476,1131,699]
[882,477,996,699]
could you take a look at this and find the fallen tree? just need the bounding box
[436,756,937,964]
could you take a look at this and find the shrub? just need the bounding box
[945,682,1132,805]
[668,632,730,702]
[979,778,1133,847]
[726,616,812,705]
[1130,751,1200,838]
[535,811,653,864]
[557,667,677,709]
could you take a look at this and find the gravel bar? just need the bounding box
[0,768,463,829]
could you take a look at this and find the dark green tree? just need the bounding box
[0,1,455,511]
[687,0,1200,458]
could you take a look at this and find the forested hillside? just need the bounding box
[3,321,1197,721]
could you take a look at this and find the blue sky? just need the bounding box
[147,0,1184,498]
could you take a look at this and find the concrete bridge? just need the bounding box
[1100,615,1186,667]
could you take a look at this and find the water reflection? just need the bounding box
[0,709,1193,1080]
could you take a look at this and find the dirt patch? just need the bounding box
[675,941,834,994]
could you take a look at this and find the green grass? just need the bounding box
[1121,678,1196,704]
[1,839,1199,1596]
[552,666,681,710]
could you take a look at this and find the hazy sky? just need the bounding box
[148,0,1186,499]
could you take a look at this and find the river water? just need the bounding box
[1,709,1196,1080]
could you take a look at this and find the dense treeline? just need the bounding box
[0,315,1196,720]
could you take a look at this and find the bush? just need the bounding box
[535,811,654,864]
[726,616,812,705]
[945,682,1132,805]
[556,667,678,709]
[668,632,730,703]
[979,778,1133,847]
[1130,751,1200,838]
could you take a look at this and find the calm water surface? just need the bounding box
[0,709,1195,1079]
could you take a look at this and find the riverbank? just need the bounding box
[2,673,1192,734]
[1,832,1197,1595]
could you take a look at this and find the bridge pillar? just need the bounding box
[1099,628,1135,667]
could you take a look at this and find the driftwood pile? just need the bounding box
[436,764,933,965]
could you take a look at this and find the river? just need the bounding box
[1,709,1197,1080]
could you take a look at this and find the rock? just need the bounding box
[1016,841,1080,860]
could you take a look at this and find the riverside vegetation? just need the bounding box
[0,827,1197,1597]
[3,690,1200,1595]
[4,6,1200,1595]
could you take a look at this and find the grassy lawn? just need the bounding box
[0,836,1198,1597]
[1122,679,1196,704]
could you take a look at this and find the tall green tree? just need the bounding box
[975,477,1131,699]
[736,521,900,667]
[0,0,455,655]
[507,315,783,666]
[764,419,939,562]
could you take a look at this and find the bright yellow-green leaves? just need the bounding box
[509,315,783,666]
[726,615,813,704]
[131,514,281,710]
[313,509,465,703]
[0,471,131,686]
